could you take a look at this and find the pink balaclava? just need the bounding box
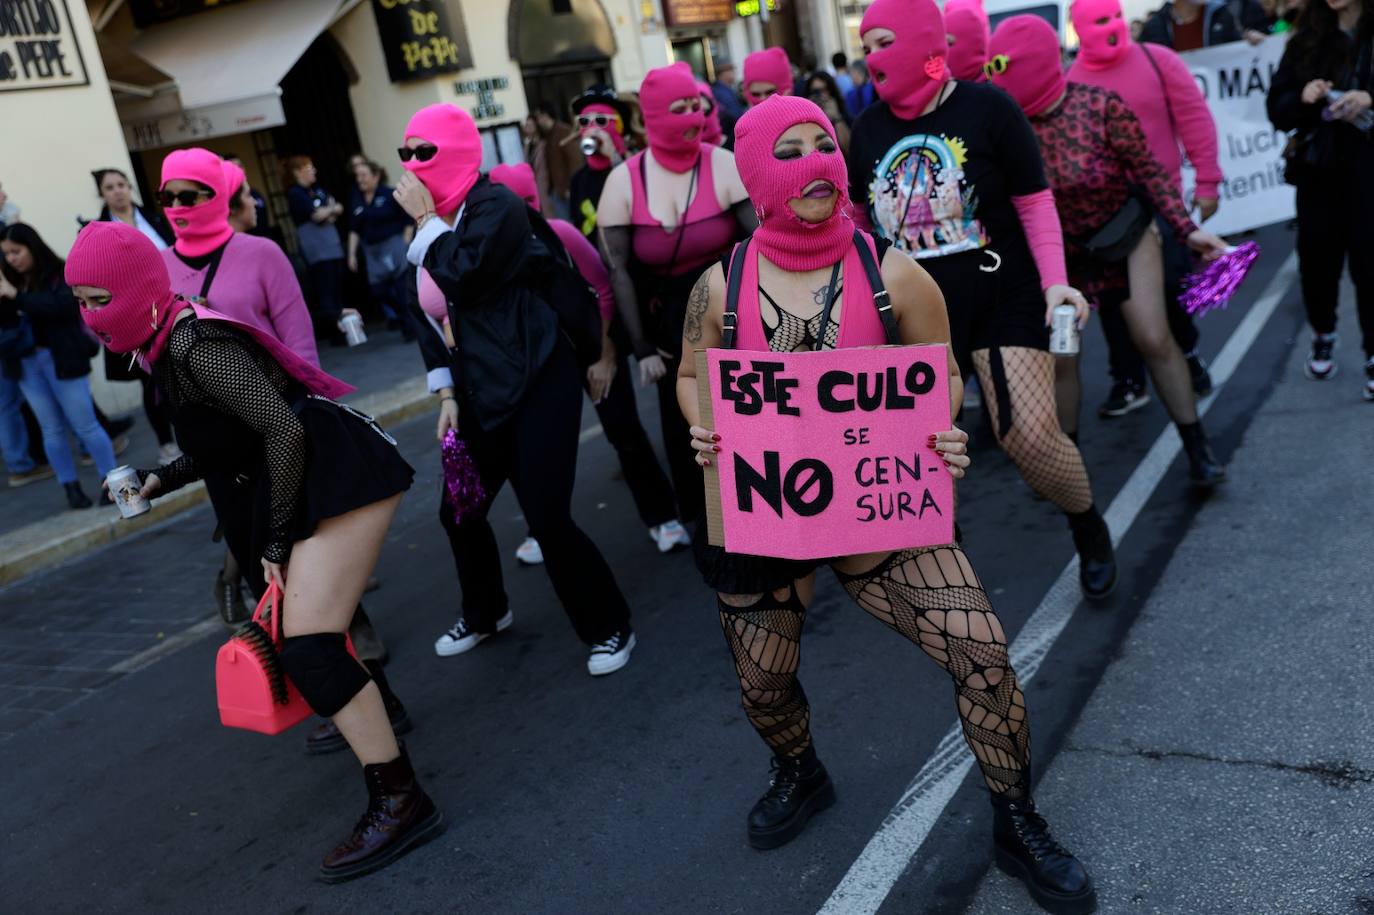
[489,162,541,210]
[65,221,187,360]
[578,102,628,172]
[1071,0,1131,70]
[734,95,853,271]
[402,104,483,217]
[945,7,991,81]
[698,81,724,145]
[742,47,793,106]
[161,147,234,258]
[988,15,1068,118]
[860,0,951,120]
[639,62,706,173]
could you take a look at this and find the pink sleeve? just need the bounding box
[259,241,321,368]
[1010,189,1067,290]
[1158,47,1222,199]
[552,219,614,323]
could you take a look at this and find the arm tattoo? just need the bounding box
[684,270,711,344]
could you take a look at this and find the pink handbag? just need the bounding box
[215,583,312,734]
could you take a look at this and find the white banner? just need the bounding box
[1179,36,1294,236]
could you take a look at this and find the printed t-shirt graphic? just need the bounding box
[869,132,989,258]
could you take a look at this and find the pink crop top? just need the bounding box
[628,146,740,278]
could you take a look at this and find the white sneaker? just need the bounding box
[158,443,184,463]
[587,630,636,676]
[1305,334,1338,381]
[515,537,544,565]
[649,519,691,554]
[434,609,514,657]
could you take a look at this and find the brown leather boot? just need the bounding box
[318,748,444,883]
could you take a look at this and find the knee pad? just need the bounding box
[278,633,371,718]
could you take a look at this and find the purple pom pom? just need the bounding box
[441,429,486,525]
[1179,240,1261,318]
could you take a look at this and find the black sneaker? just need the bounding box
[1305,334,1338,380]
[1097,380,1150,418]
[993,796,1097,914]
[747,750,836,849]
[1363,358,1374,402]
[1185,351,1213,397]
[587,629,636,676]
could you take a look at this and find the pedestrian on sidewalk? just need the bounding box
[284,155,349,347]
[676,96,1096,914]
[988,14,1230,487]
[0,223,116,510]
[743,47,794,106]
[346,159,416,341]
[0,373,52,487]
[66,220,439,884]
[1069,0,1224,416]
[849,0,1118,600]
[597,62,756,527]
[1267,0,1374,398]
[396,103,639,676]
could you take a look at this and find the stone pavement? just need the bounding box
[967,287,1374,915]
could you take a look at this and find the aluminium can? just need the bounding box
[106,465,150,519]
[1049,304,1079,356]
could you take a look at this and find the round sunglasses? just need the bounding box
[983,54,1010,79]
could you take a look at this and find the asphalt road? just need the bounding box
[0,222,1310,914]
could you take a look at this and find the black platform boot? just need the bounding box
[992,794,1097,914]
[1066,505,1116,600]
[1177,421,1226,488]
[319,746,443,883]
[747,746,836,849]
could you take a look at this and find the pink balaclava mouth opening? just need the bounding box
[402,103,483,217]
[66,221,185,360]
[161,147,234,258]
[1071,0,1131,70]
[860,0,951,120]
[578,102,629,171]
[945,6,991,81]
[697,81,724,145]
[734,95,854,271]
[639,62,706,173]
[489,162,541,210]
[988,15,1068,118]
[742,47,793,106]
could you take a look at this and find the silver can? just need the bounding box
[340,312,367,347]
[1049,304,1079,356]
[106,465,150,519]
[580,136,599,157]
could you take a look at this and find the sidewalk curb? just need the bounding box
[0,382,432,587]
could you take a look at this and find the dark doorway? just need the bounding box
[511,0,617,120]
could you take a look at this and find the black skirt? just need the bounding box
[692,523,824,595]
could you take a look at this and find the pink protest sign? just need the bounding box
[698,345,954,560]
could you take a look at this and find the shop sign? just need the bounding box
[372,0,471,84]
[455,76,508,121]
[734,0,779,17]
[122,94,286,151]
[0,0,89,92]
[662,0,734,27]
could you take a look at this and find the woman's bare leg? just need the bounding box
[1124,231,1199,425]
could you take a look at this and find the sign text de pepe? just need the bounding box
[0,0,89,92]
[372,0,472,84]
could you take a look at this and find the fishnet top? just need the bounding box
[758,286,841,353]
[153,316,306,563]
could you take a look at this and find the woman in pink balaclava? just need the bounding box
[989,14,1229,489]
[393,103,637,677]
[849,0,1119,605]
[675,96,1094,913]
[743,46,794,106]
[944,0,991,81]
[65,220,431,884]
[596,61,753,527]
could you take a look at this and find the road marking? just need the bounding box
[109,618,224,674]
[579,423,605,443]
[818,253,1298,915]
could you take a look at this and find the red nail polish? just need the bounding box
[927,441,937,450]
[712,445,721,453]
[711,433,722,442]
[703,458,712,467]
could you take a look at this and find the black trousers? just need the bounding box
[140,374,174,446]
[440,342,632,645]
[655,353,704,525]
[593,347,677,528]
[308,259,345,320]
[1296,168,1374,358]
[1099,217,1201,385]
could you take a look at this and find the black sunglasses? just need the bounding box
[157,188,215,208]
[397,144,440,163]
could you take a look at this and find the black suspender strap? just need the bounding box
[815,258,843,349]
[851,230,899,345]
[721,238,750,350]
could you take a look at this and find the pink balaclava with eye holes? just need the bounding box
[860,0,951,120]
[639,62,707,172]
[1071,0,1132,70]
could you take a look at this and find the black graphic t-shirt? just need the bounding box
[848,81,1049,261]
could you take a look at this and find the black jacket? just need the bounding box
[1140,1,1242,49]
[1267,28,1374,177]
[1,276,98,381]
[98,203,176,247]
[407,177,562,431]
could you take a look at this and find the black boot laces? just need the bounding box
[1007,802,1067,863]
[763,757,806,804]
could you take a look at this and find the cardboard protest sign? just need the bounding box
[697,345,954,560]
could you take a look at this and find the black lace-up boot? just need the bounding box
[319,746,443,883]
[992,795,1097,914]
[747,746,835,849]
[1177,422,1226,488]
[1066,505,1116,600]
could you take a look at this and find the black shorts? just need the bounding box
[919,243,1048,376]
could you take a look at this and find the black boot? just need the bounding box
[1066,506,1116,601]
[306,660,412,755]
[747,746,836,849]
[64,481,92,509]
[319,746,443,883]
[214,570,249,629]
[992,795,1097,914]
[1177,421,1225,488]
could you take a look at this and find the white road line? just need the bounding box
[109,618,224,674]
[818,253,1298,915]
[579,423,605,443]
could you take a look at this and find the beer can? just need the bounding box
[341,312,367,347]
[580,136,599,156]
[1049,304,1079,355]
[106,465,150,519]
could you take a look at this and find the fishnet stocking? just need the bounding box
[973,346,1093,515]
[836,548,1031,798]
[718,588,812,759]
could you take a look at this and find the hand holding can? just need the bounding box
[105,465,151,519]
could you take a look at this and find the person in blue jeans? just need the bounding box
[0,223,116,508]
[0,373,53,486]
